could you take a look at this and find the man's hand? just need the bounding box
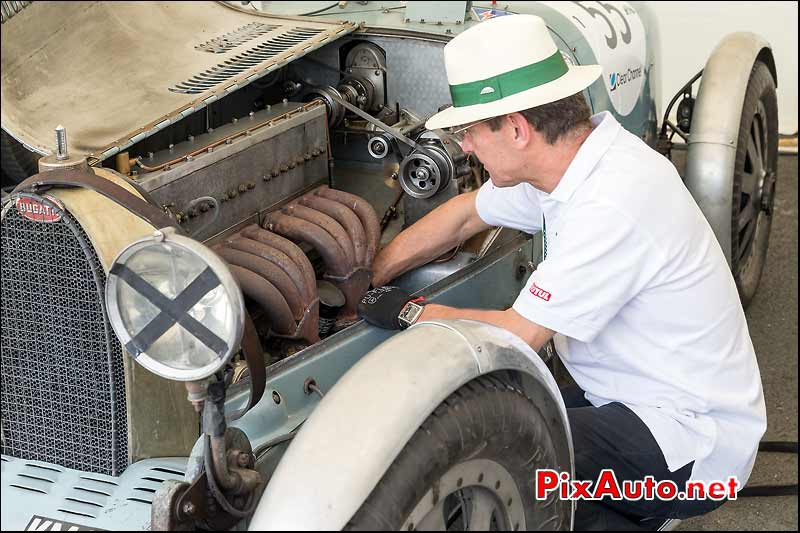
[358,286,422,330]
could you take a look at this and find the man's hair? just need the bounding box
[487,92,592,145]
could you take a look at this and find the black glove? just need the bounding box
[358,286,423,330]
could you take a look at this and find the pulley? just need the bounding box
[397,142,455,199]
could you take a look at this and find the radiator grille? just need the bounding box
[1,195,128,476]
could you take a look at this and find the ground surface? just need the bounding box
[671,150,798,531]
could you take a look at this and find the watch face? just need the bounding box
[399,302,424,326]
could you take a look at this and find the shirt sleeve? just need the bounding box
[512,199,664,343]
[475,180,543,234]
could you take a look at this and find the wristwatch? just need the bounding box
[398,300,425,329]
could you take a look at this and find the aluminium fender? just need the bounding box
[684,32,776,267]
[249,319,574,531]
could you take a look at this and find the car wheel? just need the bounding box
[731,61,778,308]
[345,375,571,531]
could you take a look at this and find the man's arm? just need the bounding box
[418,304,555,352]
[372,190,491,287]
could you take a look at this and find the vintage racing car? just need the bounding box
[0,1,778,530]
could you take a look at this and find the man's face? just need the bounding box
[458,117,527,188]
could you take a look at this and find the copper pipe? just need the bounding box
[299,194,367,267]
[228,265,294,336]
[282,204,356,267]
[263,212,351,279]
[225,235,313,304]
[216,247,305,322]
[314,186,380,264]
[240,224,316,302]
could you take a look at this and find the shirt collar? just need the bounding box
[547,111,621,203]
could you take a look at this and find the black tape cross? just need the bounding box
[110,263,229,358]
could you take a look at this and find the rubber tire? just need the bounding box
[345,375,570,530]
[731,61,779,308]
[1,128,40,189]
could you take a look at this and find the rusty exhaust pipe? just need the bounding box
[215,247,305,322]
[282,204,356,267]
[227,265,295,337]
[224,235,313,305]
[239,225,317,303]
[299,194,368,267]
[314,185,380,264]
[264,212,351,278]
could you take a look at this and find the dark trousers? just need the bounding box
[561,385,725,530]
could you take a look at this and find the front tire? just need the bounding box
[346,375,571,531]
[731,60,778,308]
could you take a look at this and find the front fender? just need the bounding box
[249,319,573,531]
[685,32,776,266]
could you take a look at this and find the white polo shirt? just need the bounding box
[476,111,766,485]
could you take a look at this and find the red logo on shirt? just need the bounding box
[530,281,552,301]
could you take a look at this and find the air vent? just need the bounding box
[196,22,280,53]
[0,1,31,24]
[170,27,325,94]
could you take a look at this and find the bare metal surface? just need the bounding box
[685,32,772,267]
[141,102,328,242]
[0,1,356,158]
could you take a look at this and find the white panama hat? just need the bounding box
[426,14,602,131]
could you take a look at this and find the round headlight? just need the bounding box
[105,228,244,381]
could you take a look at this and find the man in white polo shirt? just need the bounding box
[357,13,766,530]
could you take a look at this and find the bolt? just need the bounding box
[186,155,194,162]
[312,149,320,157]
[288,161,297,169]
[247,181,256,190]
[168,143,174,151]
[280,165,288,173]
[207,146,214,153]
[404,18,410,23]
[417,167,430,180]
[420,18,425,23]
[304,153,312,161]
[182,502,196,516]
[147,151,154,159]
[232,117,238,124]
[219,196,228,203]
[282,98,288,104]
[207,127,214,133]
[249,111,255,118]
[54,125,69,160]
[237,452,251,468]
[188,135,195,142]
[228,188,238,198]
[225,138,232,145]
[199,203,209,213]
[456,20,462,24]
[176,212,184,222]
[476,346,482,353]
[271,169,280,177]
[390,172,398,180]
[446,29,452,34]
[238,183,248,193]
[187,208,197,218]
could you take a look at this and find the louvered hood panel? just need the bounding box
[0,1,356,160]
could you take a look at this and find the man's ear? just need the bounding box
[507,113,532,146]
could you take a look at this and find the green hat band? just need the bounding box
[448,51,568,108]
